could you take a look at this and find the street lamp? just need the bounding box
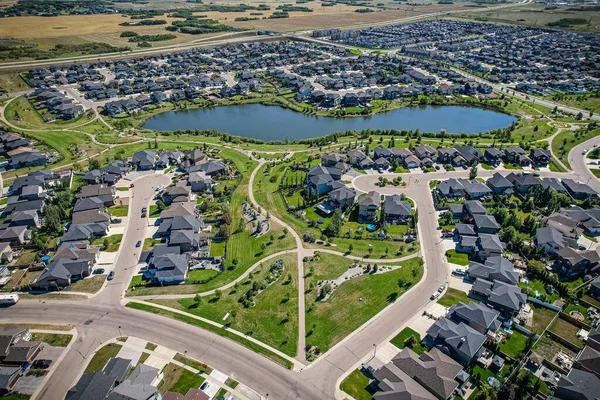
[184,350,188,367]
[118,326,122,340]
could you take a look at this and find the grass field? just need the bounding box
[65,275,106,293]
[498,330,528,359]
[437,288,475,307]
[530,303,557,334]
[453,5,600,32]
[84,343,122,373]
[549,317,584,348]
[31,332,73,347]
[0,72,30,92]
[126,302,293,369]
[92,234,123,252]
[159,363,205,395]
[390,327,427,355]
[340,369,375,400]
[153,254,299,357]
[305,257,423,353]
[445,250,469,266]
[552,128,600,170]
[5,96,95,130]
[108,205,129,217]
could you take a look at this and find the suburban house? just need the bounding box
[466,256,519,285]
[327,187,356,211]
[373,348,463,400]
[188,171,212,193]
[555,247,600,277]
[471,279,527,316]
[358,191,380,223]
[132,150,156,170]
[426,317,486,365]
[485,173,513,196]
[447,302,501,335]
[383,195,412,224]
[530,149,551,167]
[483,147,503,166]
[306,166,344,196]
[0,326,43,366]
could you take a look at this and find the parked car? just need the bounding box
[112,218,122,224]
[141,212,147,218]
[32,360,52,369]
[107,271,115,281]
[130,183,134,188]
[438,285,445,293]
[141,207,147,213]
[453,268,465,276]
[136,240,142,248]
[583,149,589,155]
[430,292,440,300]
[200,382,210,391]
[93,268,105,275]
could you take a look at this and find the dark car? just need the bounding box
[141,212,147,218]
[141,207,147,213]
[112,218,122,224]
[107,271,115,281]
[93,268,105,275]
[32,359,52,369]
[136,240,142,248]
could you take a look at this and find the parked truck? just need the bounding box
[0,294,19,305]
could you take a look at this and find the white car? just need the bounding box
[430,292,440,300]
[453,269,466,276]
[582,149,589,155]
[438,285,446,293]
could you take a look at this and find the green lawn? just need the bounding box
[84,343,123,373]
[108,205,129,217]
[115,187,130,192]
[530,303,558,334]
[125,302,293,369]
[390,327,427,355]
[185,269,218,283]
[340,369,375,400]
[472,364,495,384]
[306,257,423,353]
[209,241,225,257]
[445,250,469,266]
[149,205,162,218]
[549,317,584,348]
[437,288,476,307]
[591,169,600,178]
[31,333,72,347]
[518,279,561,304]
[5,95,94,130]
[163,366,205,395]
[173,353,212,374]
[498,330,528,358]
[143,238,162,252]
[92,234,123,252]
[66,275,106,293]
[552,127,600,169]
[153,254,298,357]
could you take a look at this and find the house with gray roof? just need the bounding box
[0,365,22,392]
[486,173,513,196]
[73,197,104,213]
[132,150,156,171]
[575,345,600,378]
[475,234,504,259]
[374,348,463,400]
[62,222,109,242]
[193,161,226,177]
[473,214,500,234]
[103,358,132,385]
[448,301,500,334]
[162,185,190,205]
[327,187,356,210]
[539,177,567,194]
[188,171,212,193]
[426,317,486,365]
[535,226,572,254]
[72,209,111,225]
[150,254,189,284]
[306,166,344,196]
[358,191,380,223]
[66,370,117,400]
[555,247,600,277]
[108,363,160,400]
[466,256,519,285]
[554,368,600,400]
[562,179,598,200]
[383,195,412,224]
[471,279,527,317]
[33,258,93,289]
[0,226,31,247]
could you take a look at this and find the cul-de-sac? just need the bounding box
[0,1,599,399]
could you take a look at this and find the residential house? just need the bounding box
[162,186,190,205]
[562,179,598,200]
[504,146,530,166]
[327,187,356,211]
[0,326,43,366]
[554,368,600,400]
[530,149,551,167]
[447,302,500,334]
[414,145,436,161]
[426,317,486,365]
[132,150,156,170]
[483,147,503,166]
[555,247,600,277]
[472,279,527,317]
[373,348,463,400]
[473,215,500,234]
[485,173,513,196]
[0,226,31,247]
[33,258,93,289]
[467,257,519,285]
[188,171,212,193]
[383,195,412,224]
[358,191,380,223]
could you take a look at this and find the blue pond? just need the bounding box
[143,104,517,141]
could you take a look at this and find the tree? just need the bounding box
[194,294,202,305]
[213,289,222,301]
[320,282,332,297]
[44,205,62,234]
[103,238,110,250]
[156,199,166,212]
[283,227,288,236]
[469,163,478,180]
[348,243,353,253]
[497,383,516,400]
[576,111,584,120]
[88,158,100,171]
[404,335,417,349]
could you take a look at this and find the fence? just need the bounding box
[558,311,593,331]
[527,297,562,312]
